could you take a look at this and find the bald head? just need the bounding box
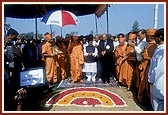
[102,33,107,41]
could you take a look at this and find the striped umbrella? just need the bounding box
[41,10,79,36]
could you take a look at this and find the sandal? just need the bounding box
[79,80,84,83]
[71,81,75,84]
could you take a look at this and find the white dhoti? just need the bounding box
[82,62,97,81]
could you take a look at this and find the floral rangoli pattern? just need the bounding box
[46,87,127,107]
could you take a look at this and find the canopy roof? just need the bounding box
[4,4,108,18]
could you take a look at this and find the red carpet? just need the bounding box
[46,87,127,107]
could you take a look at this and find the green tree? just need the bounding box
[20,32,43,40]
[90,30,94,35]
[65,31,78,38]
[71,31,78,36]
[132,20,140,32]
[65,33,71,38]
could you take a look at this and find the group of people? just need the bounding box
[4,27,164,111]
[41,28,164,111]
[4,28,44,110]
[42,33,115,86]
[114,28,164,111]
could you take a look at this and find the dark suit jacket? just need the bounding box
[98,38,114,57]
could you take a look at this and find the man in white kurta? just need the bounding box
[93,35,100,48]
[148,28,164,111]
[93,35,101,80]
[82,40,98,82]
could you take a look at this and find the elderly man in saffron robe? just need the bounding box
[68,36,84,84]
[55,36,67,80]
[42,33,57,88]
[137,28,157,102]
[119,32,137,91]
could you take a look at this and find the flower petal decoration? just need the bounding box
[46,87,127,107]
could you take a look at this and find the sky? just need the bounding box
[4,3,165,38]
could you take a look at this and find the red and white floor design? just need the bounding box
[46,87,127,108]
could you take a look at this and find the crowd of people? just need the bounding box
[4,27,164,111]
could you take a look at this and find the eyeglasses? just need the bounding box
[128,38,133,40]
[137,34,141,37]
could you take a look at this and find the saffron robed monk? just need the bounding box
[114,34,127,82]
[42,33,58,88]
[128,29,147,94]
[137,28,157,102]
[126,33,138,91]
[55,36,67,80]
[119,32,137,91]
[68,36,84,84]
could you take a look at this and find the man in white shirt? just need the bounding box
[148,28,164,111]
[81,36,88,48]
[93,35,100,48]
[135,29,148,61]
[93,35,101,81]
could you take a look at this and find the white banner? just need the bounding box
[20,68,45,87]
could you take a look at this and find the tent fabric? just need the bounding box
[4,4,108,19]
[95,4,109,17]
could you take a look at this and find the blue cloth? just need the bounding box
[148,44,164,111]
[6,46,14,61]
[86,46,95,53]
[85,46,97,63]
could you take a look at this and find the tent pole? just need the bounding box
[35,17,37,40]
[153,4,159,28]
[60,6,63,38]
[95,14,98,35]
[106,5,109,35]
[4,17,7,36]
[35,17,38,61]
[61,27,62,38]
[50,25,53,37]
